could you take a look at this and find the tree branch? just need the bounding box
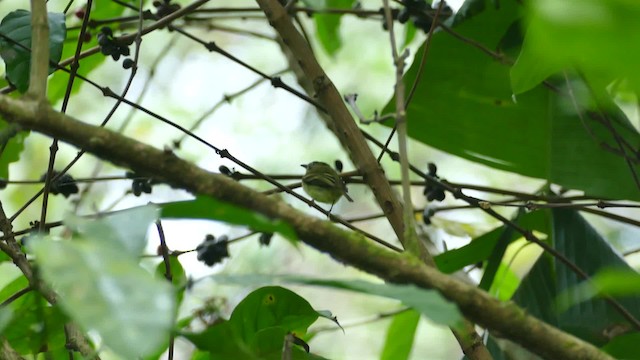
[255,0,422,255]
[27,0,49,100]
[0,95,613,360]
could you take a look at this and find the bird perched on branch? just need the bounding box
[301,161,353,212]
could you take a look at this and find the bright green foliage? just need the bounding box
[512,210,640,346]
[184,286,324,359]
[65,204,159,257]
[304,0,356,55]
[512,0,640,94]
[0,10,66,93]
[155,254,188,306]
[434,210,549,274]
[161,196,297,242]
[380,309,420,360]
[601,332,640,359]
[0,117,27,180]
[384,0,640,201]
[27,207,175,359]
[208,274,462,326]
[48,1,129,104]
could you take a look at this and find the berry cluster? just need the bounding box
[153,0,180,18]
[423,162,445,202]
[387,0,453,33]
[40,171,79,198]
[196,234,229,267]
[97,27,134,68]
[125,171,154,196]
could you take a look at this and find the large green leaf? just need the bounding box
[65,205,158,258]
[434,210,549,274]
[380,309,420,360]
[383,0,640,201]
[28,209,175,359]
[601,332,640,360]
[0,289,67,355]
[0,10,66,93]
[184,286,323,360]
[208,274,462,326]
[512,0,640,94]
[161,196,297,242]
[511,209,640,346]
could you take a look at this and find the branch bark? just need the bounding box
[27,0,49,100]
[0,95,613,360]
[255,0,430,259]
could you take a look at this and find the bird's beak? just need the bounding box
[301,164,308,169]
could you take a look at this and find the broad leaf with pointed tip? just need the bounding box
[0,10,66,93]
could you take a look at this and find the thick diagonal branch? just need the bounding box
[0,96,613,360]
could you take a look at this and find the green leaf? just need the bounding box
[208,274,462,326]
[488,262,520,301]
[0,291,67,354]
[601,332,640,360]
[557,269,640,312]
[161,196,297,242]
[509,31,562,95]
[312,0,355,56]
[155,255,187,306]
[380,309,420,360]
[155,255,187,289]
[521,0,640,93]
[434,210,549,274]
[384,0,640,201]
[478,218,517,291]
[184,320,255,359]
[402,22,417,48]
[48,1,129,104]
[0,118,28,180]
[230,286,318,341]
[590,269,640,297]
[28,234,175,358]
[0,10,66,93]
[512,209,640,346]
[184,286,320,359]
[65,204,159,258]
[0,306,13,334]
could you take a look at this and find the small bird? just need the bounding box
[301,161,353,212]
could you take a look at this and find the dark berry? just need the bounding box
[122,58,135,69]
[413,17,433,32]
[100,27,113,36]
[219,165,232,176]
[398,8,410,23]
[196,234,229,266]
[335,160,344,172]
[75,9,86,20]
[259,233,273,247]
[40,171,79,198]
[428,162,437,176]
[422,207,435,225]
[132,181,142,196]
[141,181,152,194]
